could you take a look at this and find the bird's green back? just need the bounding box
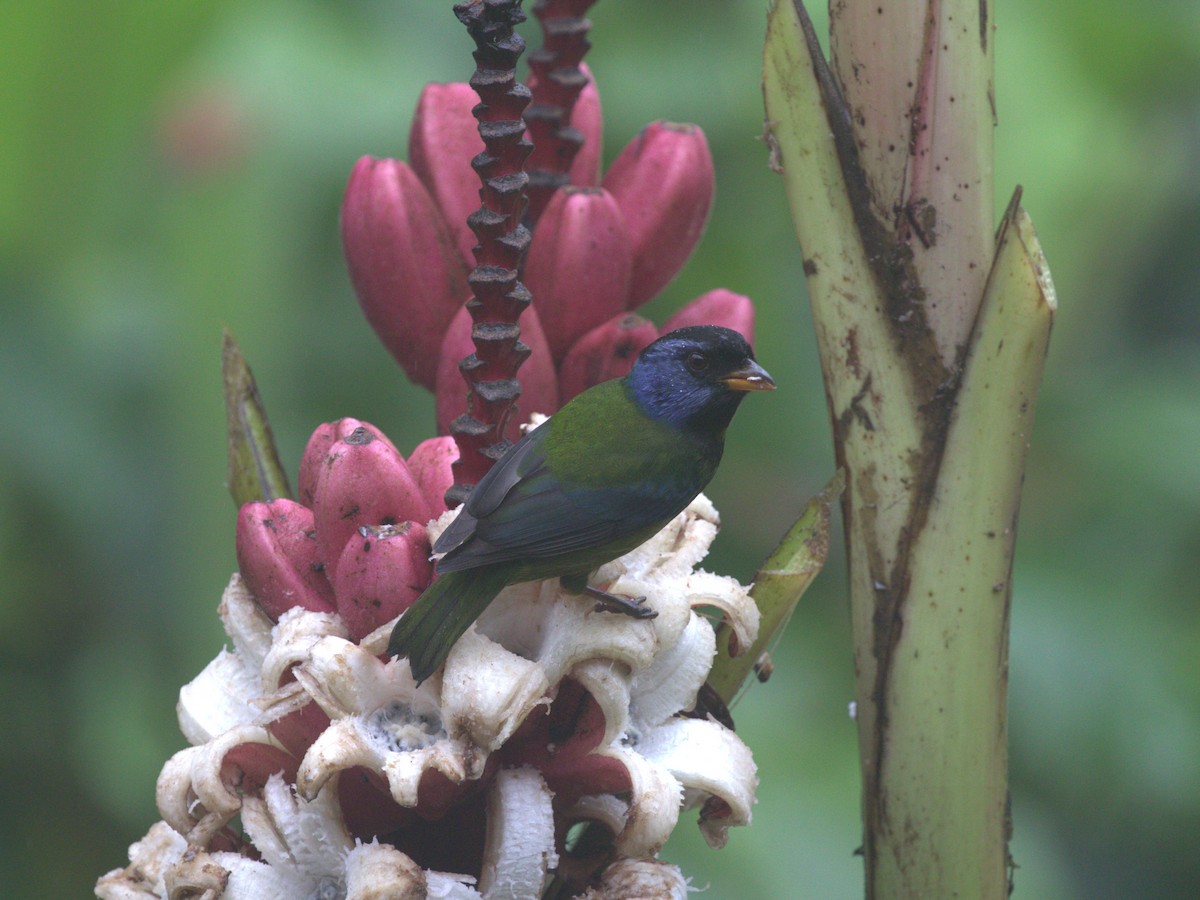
[538,379,722,491]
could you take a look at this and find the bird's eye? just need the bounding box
[685,352,710,374]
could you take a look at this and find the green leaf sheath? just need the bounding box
[222,328,292,506]
[709,470,842,707]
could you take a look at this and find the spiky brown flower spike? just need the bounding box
[524,0,599,224]
[447,0,538,506]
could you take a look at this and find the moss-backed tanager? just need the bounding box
[388,325,775,683]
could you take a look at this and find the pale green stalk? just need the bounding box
[763,1,1055,896]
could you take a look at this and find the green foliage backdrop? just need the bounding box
[2,1,1197,895]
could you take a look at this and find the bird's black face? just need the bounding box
[626,325,775,432]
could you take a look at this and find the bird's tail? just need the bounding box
[387,567,510,684]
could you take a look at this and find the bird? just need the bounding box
[388,325,775,683]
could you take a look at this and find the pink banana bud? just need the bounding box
[603,121,714,307]
[298,422,338,509]
[662,288,756,347]
[341,156,469,391]
[332,521,432,641]
[523,186,632,363]
[435,304,560,439]
[218,741,300,797]
[568,69,603,187]
[310,424,430,581]
[267,701,331,760]
[235,499,336,620]
[558,312,659,402]
[505,679,624,805]
[407,435,459,515]
[338,769,413,839]
[298,419,401,510]
[408,82,484,268]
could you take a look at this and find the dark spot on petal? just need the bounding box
[344,427,375,446]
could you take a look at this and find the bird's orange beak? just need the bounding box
[722,359,776,392]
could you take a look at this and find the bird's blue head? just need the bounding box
[624,325,776,433]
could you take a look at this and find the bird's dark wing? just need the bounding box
[435,456,691,573]
[434,380,721,574]
[431,427,544,557]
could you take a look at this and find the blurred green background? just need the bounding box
[3,0,1198,896]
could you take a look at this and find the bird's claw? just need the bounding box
[584,585,658,619]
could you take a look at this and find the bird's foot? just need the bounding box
[584,584,658,619]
